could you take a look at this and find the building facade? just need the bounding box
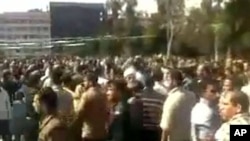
[50,2,106,38]
[0,10,51,43]
[0,10,51,57]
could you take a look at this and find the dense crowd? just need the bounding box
[0,55,249,141]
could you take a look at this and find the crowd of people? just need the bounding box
[0,55,249,141]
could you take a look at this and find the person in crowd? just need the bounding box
[127,80,144,141]
[241,67,250,112]
[123,66,145,87]
[141,78,165,141]
[161,67,172,95]
[76,72,108,141]
[222,78,235,94]
[1,69,19,105]
[182,67,197,92]
[50,65,74,125]
[106,80,129,141]
[191,80,221,141]
[0,86,12,141]
[194,64,213,99]
[224,68,233,80]
[232,63,247,88]
[41,63,53,88]
[1,54,250,141]
[152,68,168,96]
[215,90,250,141]
[160,69,196,141]
[72,65,84,89]
[26,70,42,141]
[75,76,87,107]
[196,65,212,83]
[10,91,27,141]
[61,73,78,110]
[38,87,68,141]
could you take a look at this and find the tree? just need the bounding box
[142,13,167,54]
[122,0,142,56]
[106,0,124,35]
[105,0,143,56]
[212,0,250,58]
[155,0,186,58]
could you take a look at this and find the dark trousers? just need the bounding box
[24,119,39,141]
[142,129,161,141]
[0,120,11,141]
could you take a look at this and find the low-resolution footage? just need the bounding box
[0,0,250,141]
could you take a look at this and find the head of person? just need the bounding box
[232,63,244,73]
[244,67,250,83]
[61,72,73,89]
[199,80,219,103]
[243,62,249,72]
[222,78,234,92]
[219,90,249,121]
[161,67,170,81]
[74,65,83,74]
[168,69,183,90]
[27,70,41,87]
[127,80,144,93]
[83,72,98,89]
[123,67,137,84]
[15,91,24,101]
[51,65,64,85]
[151,68,163,82]
[196,64,210,79]
[224,67,233,78]
[38,87,58,115]
[2,69,12,81]
[106,80,126,103]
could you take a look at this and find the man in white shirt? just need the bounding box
[0,87,12,141]
[241,67,250,112]
[160,70,196,141]
[191,80,221,141]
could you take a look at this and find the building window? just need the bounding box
[23,35,28,39]
[43,27,48,31]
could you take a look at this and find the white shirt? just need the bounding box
[153,81,168,96]
[160,87,196,141]
[191,98,219,140]
[0,87,12,120]
[241,84,250,112]
[241,84,250,95]
[191,98,214,127]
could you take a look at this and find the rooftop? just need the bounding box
[50,2,105,9]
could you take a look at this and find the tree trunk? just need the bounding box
[214,35,219,62]
[166,20,174,60]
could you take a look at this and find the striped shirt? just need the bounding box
[215,113,250,141]
[141,88,165,130]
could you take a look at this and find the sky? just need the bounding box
[0,0,157,13]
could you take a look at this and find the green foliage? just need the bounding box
[214,0,250,52]
[240,32,250,47]
[211,23,231,39]
[90,0,250,57]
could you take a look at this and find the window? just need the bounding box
[23,35,28,39]
[7,28,12,32]
[43,27,48,31]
